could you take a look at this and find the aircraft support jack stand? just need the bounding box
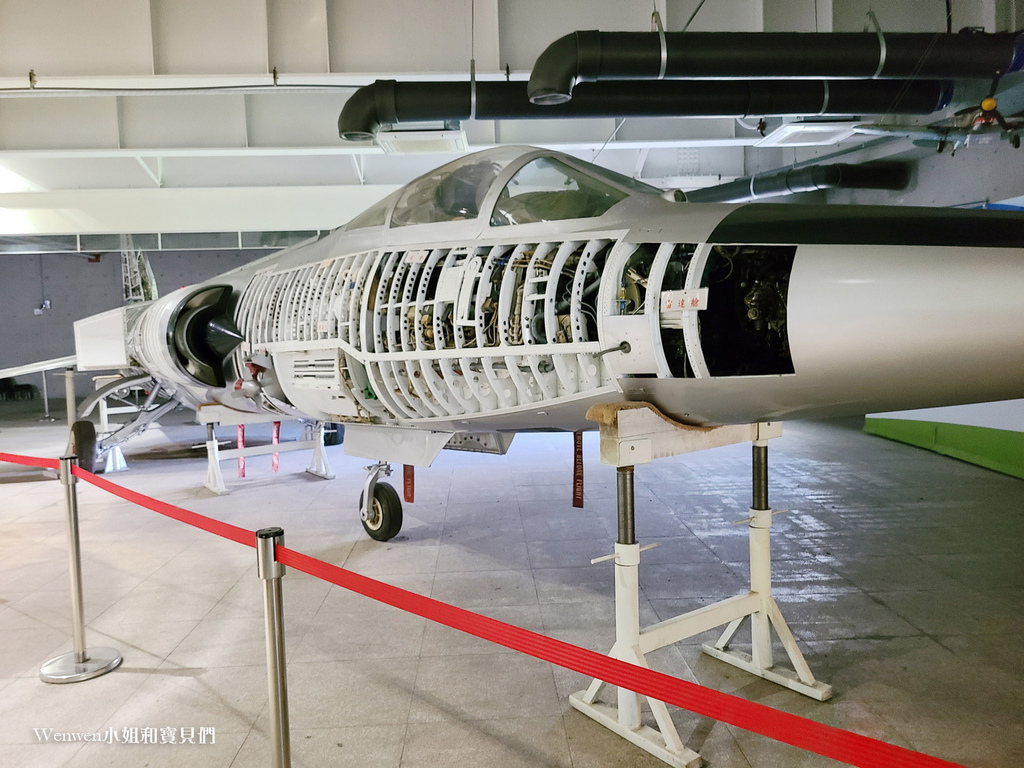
[202,415,334,494]
[101,446,128,474]
[570,403,831,768]
[305,422,334,480]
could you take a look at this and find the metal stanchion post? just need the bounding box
[257,527,291,768]
[39,456,122,683]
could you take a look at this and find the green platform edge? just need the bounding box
[863,418,1024,480]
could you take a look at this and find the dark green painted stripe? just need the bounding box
[864,417,1024,479]
[710,204,1024,248]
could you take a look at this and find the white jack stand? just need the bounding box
[305,422,334,480]
[198,405,334,494]
[570,403,832,768]
[101,446,128,474]
[89,374,143,473]
[204,422,229,495]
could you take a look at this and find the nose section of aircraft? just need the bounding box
[622,237,1024,426]
[786,243,1024,406]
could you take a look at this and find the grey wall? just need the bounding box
[0,249,267,395]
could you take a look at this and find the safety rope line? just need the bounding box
[0,451,59,470]
[0,450,968,768]
[276,545,964,768]
[70,465,255,547]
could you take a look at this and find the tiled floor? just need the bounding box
[0,402,1021,767]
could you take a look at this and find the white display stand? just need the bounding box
[197,405,334,495]
[570,403,832,768]
[91,374,141,473]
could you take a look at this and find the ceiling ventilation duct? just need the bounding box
[527,30,1024,105]
[339,79,952,141]
[683,163,910,204]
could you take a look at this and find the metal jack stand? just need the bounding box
[570,403,831,768]
[570,464,702,768]
[700,441,833,699]
[40,456,123,683]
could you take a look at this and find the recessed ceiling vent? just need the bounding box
[376,128,469,155]
[756,121,859,147]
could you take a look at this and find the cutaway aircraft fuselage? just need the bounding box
[76,146,1024,462]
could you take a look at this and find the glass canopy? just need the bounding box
[343,147,659,231]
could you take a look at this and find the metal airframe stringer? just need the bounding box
[571,401,831,768]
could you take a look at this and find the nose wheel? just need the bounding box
[359,462,403,541]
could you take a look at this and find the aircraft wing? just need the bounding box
[853,124,949,141]
[0,355,77,379]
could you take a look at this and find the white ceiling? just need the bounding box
[0,0,1021,235]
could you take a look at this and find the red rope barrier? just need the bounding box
[0,451,59,470]
[276,545,965,768]
[71,465,255,548]
[0,450,968,767]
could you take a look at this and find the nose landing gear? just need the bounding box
[359,461,403,541]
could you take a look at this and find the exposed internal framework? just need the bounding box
[657,243,797,379]
[231,225,800,426]
[233,238,629,423]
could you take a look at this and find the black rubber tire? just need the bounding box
[70,420,98,474]
[1012,134,1021,149]
[359,482,403,541]
[323,422,345,446]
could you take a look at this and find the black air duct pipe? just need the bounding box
[683,163,910,203]
[528,30,1024,104]
[339,79,952,140]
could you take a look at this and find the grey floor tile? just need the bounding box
[402,716,571,767]
[2,409,1021,768]
[431,569,538,608]
[410,653,562,723]
[233,724,404,768]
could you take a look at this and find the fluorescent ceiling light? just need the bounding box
[0,164,36,193]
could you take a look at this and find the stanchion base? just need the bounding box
[569,694,702,768]
[40,647,122,684]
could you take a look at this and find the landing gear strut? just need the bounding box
[360,461,403,541]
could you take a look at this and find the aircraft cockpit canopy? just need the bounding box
[343,146,662,231]
[389,147,524,227]
[491,156,631,226]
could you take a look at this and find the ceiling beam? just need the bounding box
[0,184,398,235]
